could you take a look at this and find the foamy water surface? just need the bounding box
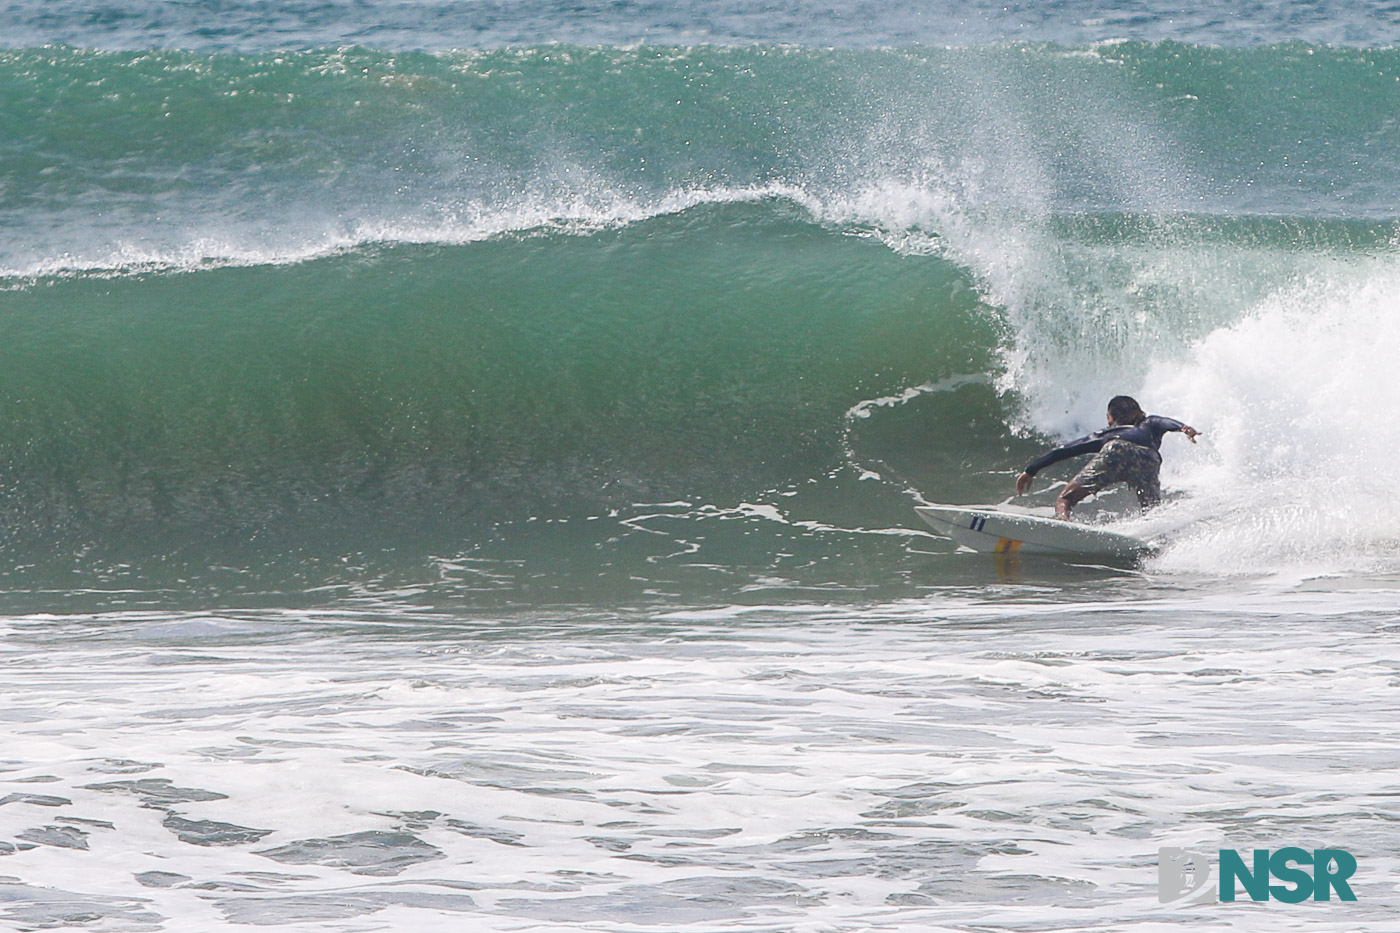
[2,584,1397,931]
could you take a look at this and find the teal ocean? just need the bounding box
[3,5,1400,931]
[4,43,1400,597]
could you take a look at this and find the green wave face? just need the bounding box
[0,206,1000,555]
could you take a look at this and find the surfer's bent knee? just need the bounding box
[1056,482,1090,520]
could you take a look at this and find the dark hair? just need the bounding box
[1107,395,1147,425]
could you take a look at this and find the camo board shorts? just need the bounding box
[1071,438,1163,507]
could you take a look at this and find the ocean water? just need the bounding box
[2,2,1400,929]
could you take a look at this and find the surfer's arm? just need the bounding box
[1149,415,1200,443]
[1022,438,1101,477]
[1016,437,1101,494]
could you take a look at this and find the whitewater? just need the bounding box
[1,1,1400,930]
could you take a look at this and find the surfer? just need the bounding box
[1015,395,1199,520]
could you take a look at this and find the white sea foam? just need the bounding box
[1134,262,1400,575]
[1,597,1397,931]
[0,183,820,282]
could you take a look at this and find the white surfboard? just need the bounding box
[916,504,1152,557]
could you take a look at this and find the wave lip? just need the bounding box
[0,184,829,282]
[6,42,1400,280]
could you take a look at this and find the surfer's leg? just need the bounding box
[1120,445,1164,509]
[1068,439,1163,517]
[1055,482,1093,520]
[1061,440,1129,519]
[1134,475,1162,509]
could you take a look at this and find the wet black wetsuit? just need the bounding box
[1023,416,1190,509]
[1022,415,1188,478]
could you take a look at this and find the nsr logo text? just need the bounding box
[1158,847,1357,904]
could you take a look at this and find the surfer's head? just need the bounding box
[1106,395,1147,426]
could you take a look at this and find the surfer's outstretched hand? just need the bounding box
[1015,471,1034,495]
[1182,426,1201,443]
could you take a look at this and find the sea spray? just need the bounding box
[1143,257,1400,574]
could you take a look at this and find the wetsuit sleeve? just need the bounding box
[1144,415,1186,444]
[1023,436,1104,476]
[1147,415,1185,433]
